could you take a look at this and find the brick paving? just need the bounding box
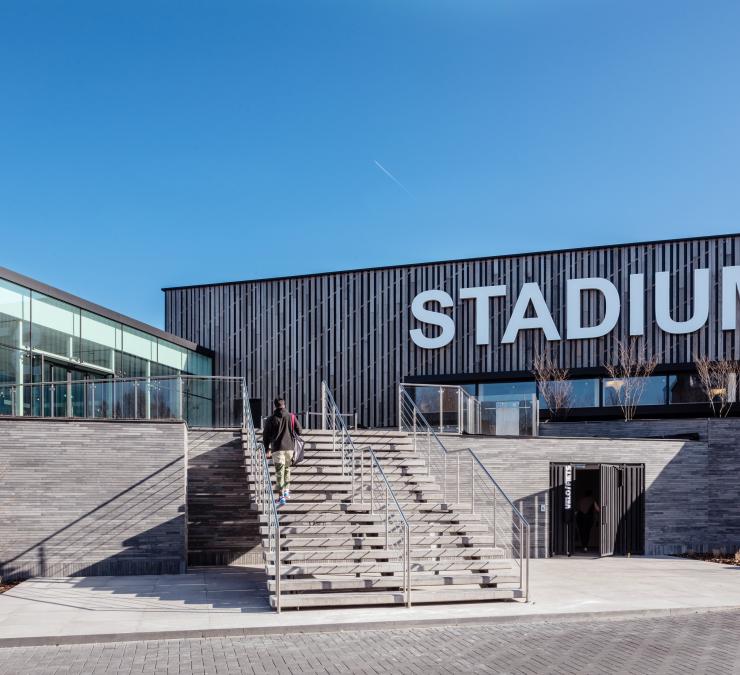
[0,610,739,674]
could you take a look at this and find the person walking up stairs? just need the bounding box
[262,398,303,507]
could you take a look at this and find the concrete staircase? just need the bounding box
[245,429,522,610]
[187,430,260,566]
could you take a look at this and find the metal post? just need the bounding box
[456,455,460,504]
[427,429,431,476]
[385,488,389,549]
[275,520,281,613]
[439,387,443,434]
[406,527,411,608]
[526,524,530,602]
[443,454,447,503]
[177,374,183,422]
[242,380,247,429]
[370,467,374,515]
[360,446,365,503]
[412,408,417,453]
[493,490,496,546]
[457,388,463,434]
[471,456,475,514]
[321,381,327,430]
[398,386,403,432]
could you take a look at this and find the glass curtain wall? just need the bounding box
[0,276,212,422]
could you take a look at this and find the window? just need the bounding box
[31,292,80,359]
[479,381,536,402]
[668,374,706,404]
[539,378,600,409]
[602,375,667,407]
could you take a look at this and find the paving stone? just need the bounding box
[1,611,739,674]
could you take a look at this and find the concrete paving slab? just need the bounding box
[0,557,738,646]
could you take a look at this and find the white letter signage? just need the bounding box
[655,269,709,334]
[409,289,455,349]
[566,277,620,339]
[459,285,507,345]
[501,283,560,344]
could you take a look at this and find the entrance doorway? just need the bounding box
[549,463,645,557]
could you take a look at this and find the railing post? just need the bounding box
[398,386,403,431]
[456,455,460,504]
[370,467,374,515]
[321,381,327,430]
[493,492,496,547]
[439,387,443,434]
[385,487,389,549]
[471,456,475,514]
[360,446,365,503]
[443,454,447,503]
[412,408,417,453]
[458,388,463,435]
[242,380,247,428]
[406,526,411,608]
[275,519,281,613]
[427,429,431,476]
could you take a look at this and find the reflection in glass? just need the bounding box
[602,375,667,407]
[668,374,707,404]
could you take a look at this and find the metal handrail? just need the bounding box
[321,381,412,606]
[398,386,531,601]
[358,444,412,607]
[320,381,358,497]
[244,385,282,612]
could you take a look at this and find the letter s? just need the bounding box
[410,290,455,349]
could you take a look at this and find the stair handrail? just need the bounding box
[321,382,412,606]
[320,381,358,497]
[398,386,530,601]
[244,386,282,613]
[358,444,412,607]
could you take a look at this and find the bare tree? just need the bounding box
[603,338,659,421]
[533,350,573,420]
[694,355,738,417]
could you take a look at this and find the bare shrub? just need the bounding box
[533,350,573,420]
[694,355,738,417]
[603,338,659,421]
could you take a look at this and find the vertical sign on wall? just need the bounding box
[563,464,573,556]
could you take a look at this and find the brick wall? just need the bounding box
[0,419,187,581]
[445,420,740,557]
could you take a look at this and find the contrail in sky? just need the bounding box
[373,160,412,196]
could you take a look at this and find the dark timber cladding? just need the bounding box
[164,234,740,427]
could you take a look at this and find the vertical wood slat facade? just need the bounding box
[164,234,740,427]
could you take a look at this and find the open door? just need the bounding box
[600,464,619,557]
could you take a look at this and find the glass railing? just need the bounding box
[398,383,482,435]
[0,375,246,428]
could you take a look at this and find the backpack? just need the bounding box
[290,413,305,466]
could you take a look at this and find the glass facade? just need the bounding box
[447,372,718,415]
[0,275,212,419]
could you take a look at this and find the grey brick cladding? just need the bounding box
[444,417,740,557]
[0,419,187,581]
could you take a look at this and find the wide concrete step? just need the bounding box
[263,522,489,536]
[263,512,387,524]
[268,572,520,592]
[276,535,496,548]
[270,587,520,609]
[278,548,403,562]
[268,558,511,576]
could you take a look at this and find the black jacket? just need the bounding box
[262,408,303,453]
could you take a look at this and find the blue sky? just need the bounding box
[1,1,739,328]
